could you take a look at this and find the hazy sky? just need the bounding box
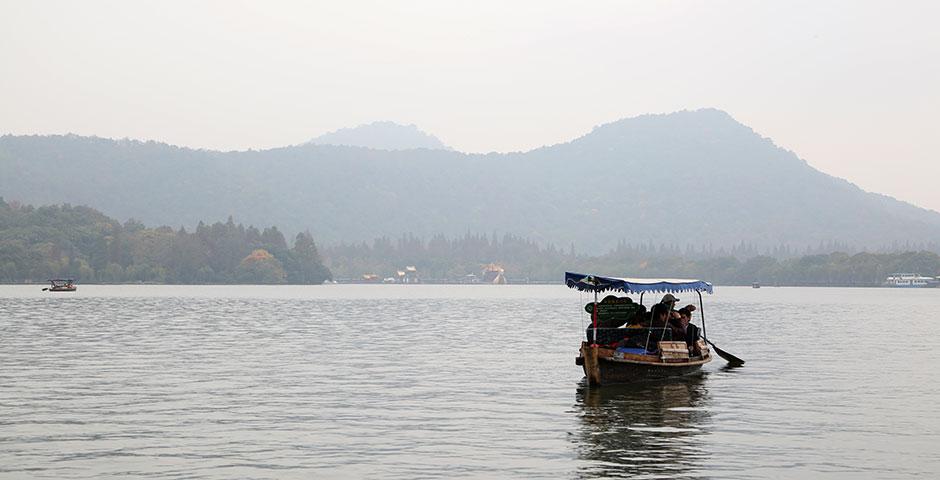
[2,1,939,211]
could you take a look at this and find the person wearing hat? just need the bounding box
[655,294,681,323]
[648,294,681,339]
[660,293,680,309]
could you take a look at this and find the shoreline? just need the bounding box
[2,281,936,289]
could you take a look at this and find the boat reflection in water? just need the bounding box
[573,374,712,478]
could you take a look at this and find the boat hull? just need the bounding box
[48,287,77,292]
[578,342,710,386]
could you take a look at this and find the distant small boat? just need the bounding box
[45,279,77,292]
[884,273,938,288]
[752,282,761,289]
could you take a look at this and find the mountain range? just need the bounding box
[2,109,939,252]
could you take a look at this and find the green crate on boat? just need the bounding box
[584,297,646,328]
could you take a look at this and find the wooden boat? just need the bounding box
[45,279,77,292]
[567,272,719,386]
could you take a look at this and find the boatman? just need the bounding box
[648,294,681,343]
[660,293,680,318]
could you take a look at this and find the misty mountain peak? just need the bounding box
[581,108,754,143]
[308,121,450,151]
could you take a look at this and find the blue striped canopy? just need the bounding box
[565,272,713,294]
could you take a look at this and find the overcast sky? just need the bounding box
[2,1,939,211]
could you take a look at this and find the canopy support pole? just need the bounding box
[591,290,598,346]
[697,290,706,340]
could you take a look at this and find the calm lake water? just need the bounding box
[1,285,938,479]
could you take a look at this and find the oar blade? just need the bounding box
[705,338,745,365]
[713,345,745,365]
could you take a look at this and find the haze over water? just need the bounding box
[2,285,938,479]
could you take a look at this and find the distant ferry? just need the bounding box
[884,273,939,288]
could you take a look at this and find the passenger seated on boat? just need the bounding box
[670,305,703,355]
[615,332,653,350]
[611,304,674,352]
[687,326,703,356]
[649,302,672,328]
[627,330,675,350]
[651,303,674,342]
[624,306,650,328]
[669,305,696,338]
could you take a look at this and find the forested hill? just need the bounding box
[0,200,331,284]
[308,121,450,150]
[3,109,940,251]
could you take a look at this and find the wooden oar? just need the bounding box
[703,336,744,365]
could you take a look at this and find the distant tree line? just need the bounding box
[324,232,569,281]
[323,233,940,286]
[4,199,939,286]
[0,199,331,284]
[581,250,940,287]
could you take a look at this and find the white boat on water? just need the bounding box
[884,273,939,288]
